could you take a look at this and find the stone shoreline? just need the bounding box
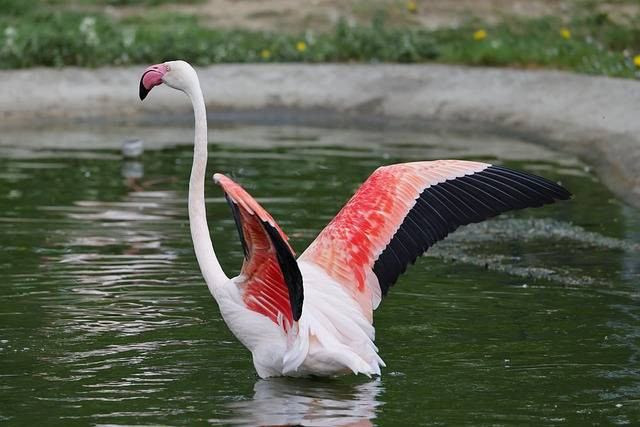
[1,64,639,207]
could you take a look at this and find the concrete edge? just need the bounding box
[1,63,639,208]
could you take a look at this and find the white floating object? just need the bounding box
[122,138,144,158]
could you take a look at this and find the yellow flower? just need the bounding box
[406,0,417,13]
[260,49,271,59]
[473,29,487,41]
[296,41,307,52]
[560,28,571,39]
[634,54,640,68]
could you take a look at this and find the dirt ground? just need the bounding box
[100,0,637,32]
[170,0,570,31]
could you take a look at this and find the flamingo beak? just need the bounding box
[139,64,168,100]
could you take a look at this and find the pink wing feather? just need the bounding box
[299,160,570,320]
[214,173,303,330]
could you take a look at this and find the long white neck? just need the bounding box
[185,78,228,298]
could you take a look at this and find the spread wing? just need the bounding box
[299,160,571,318]
[214,173,303,330]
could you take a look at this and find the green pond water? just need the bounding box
[0,123,639,426]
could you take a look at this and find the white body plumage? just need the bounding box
[214,261,383,378]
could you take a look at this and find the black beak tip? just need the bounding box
[139,79,150,101]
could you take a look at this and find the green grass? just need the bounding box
[0,1,639,78]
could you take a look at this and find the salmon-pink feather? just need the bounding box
[300,160,488,319]
[214,173,297,330]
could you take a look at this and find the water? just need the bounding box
[1,123,639,425]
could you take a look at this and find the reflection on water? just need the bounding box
[222,378,383,426]
[0,124,639,425]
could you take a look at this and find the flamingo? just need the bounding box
[139,60,571,378]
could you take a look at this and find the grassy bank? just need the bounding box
[1,0,639,78]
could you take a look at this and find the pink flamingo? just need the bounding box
[140,61,571,378]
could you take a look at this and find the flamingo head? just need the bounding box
[139,60,198,100]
